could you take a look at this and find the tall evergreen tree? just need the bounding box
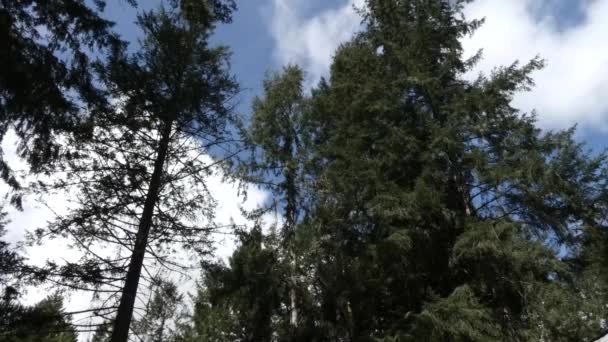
[179,227,288,342]
[240,65,310,334]
[30,2,238,341]
[298,0,608,340]
[132,277,184,342]
[186,0,608,341]
[0,294,78,342]
[0,208,22,297]
[89,324,110,342]
[0,0,128,202]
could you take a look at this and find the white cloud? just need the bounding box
[462,0,608,131]
[269,0,365,84]
[1,129,269,340]
[268,0,608,131]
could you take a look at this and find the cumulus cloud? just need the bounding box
[1,129,268,338]
[268,0,608,131]
[462,0,608,130]
[269,0,365,84]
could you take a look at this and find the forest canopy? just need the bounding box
[1,0,608,341]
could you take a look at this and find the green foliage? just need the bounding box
[242,65,308,237]
[132,278,184,342]
[0,294,77,342]
[0,210,22,294]
[27,2,239,340]
[89,324,111,342]
[180,228,289,342]
[4,0,608,341]
[0,0,125,203]
[404,285,500,342]
[187,0,608,341]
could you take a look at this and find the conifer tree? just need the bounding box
[132,277,184,342]
[30,2,238,341]
[186,0,608,341]
[0,294,78,342]
[89,324,110,342]
[298,0,608,340]
[0,208,22,297]
[0,0,128,202]
[240,65,310,334]
[180,227,288,342]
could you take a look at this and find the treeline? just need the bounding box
[1,0,608,341]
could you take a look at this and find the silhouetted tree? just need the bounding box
[0,294,77,342]
[30,2,239,341]
[185,0,608,341]
[0,0,128,205]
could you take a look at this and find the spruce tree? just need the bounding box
[0,294,78,342]
[186,0,608,340]
[0,0,128,202]
[132,277,184,342]
[191,66,319,341]
[89,324,110,342]
[30,2,238,341]
[299,0,608,340]
[241,65,310,334]
[0,208,22,298]
[180,227,288,342]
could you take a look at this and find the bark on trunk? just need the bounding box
[286,165,299,329]
[282,128,299,330]
[289,249,298,328]
[110,121,173,342]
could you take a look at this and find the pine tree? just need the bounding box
[240,65,311,336]
[132,277,184,342]
[30,2,239,341]
[180,227,288,342]
[89,324,110,342]
[0,0,129,203]
[0,208,22,297]
[0,294,78,342]
[180,0,608,340]
[297,0,608,340]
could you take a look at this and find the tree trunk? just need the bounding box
[289,249,298,328]
[282,129,299,330]
[111,120,173,342]
[286,166,299,329]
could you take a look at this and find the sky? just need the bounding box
[4,0,608,339]
[102,0,608,141]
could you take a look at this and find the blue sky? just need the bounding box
[6,1,608,332]
[100,0,608,151]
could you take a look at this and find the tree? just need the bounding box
[132,277,184,342]
[171,0,608,339]
[89,324,111,342]
[0,0,128,204]
[296,0,608,340]
[29,2,239,341]
[0,207,81,341]
[240,65,310,335]
[0,208,22,297]
[178,227,288,342]
[0,294,78,342]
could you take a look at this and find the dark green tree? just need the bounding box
[132,277,184,342]
[0,294,78,342]
[29,2,239,341]
[89,324,110,342]
[0,0,129,204]
[239,65,312,336]
[0,209,22,296]
[179,227,288,342]
[295,0,608,340]
[179,0,608,339]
